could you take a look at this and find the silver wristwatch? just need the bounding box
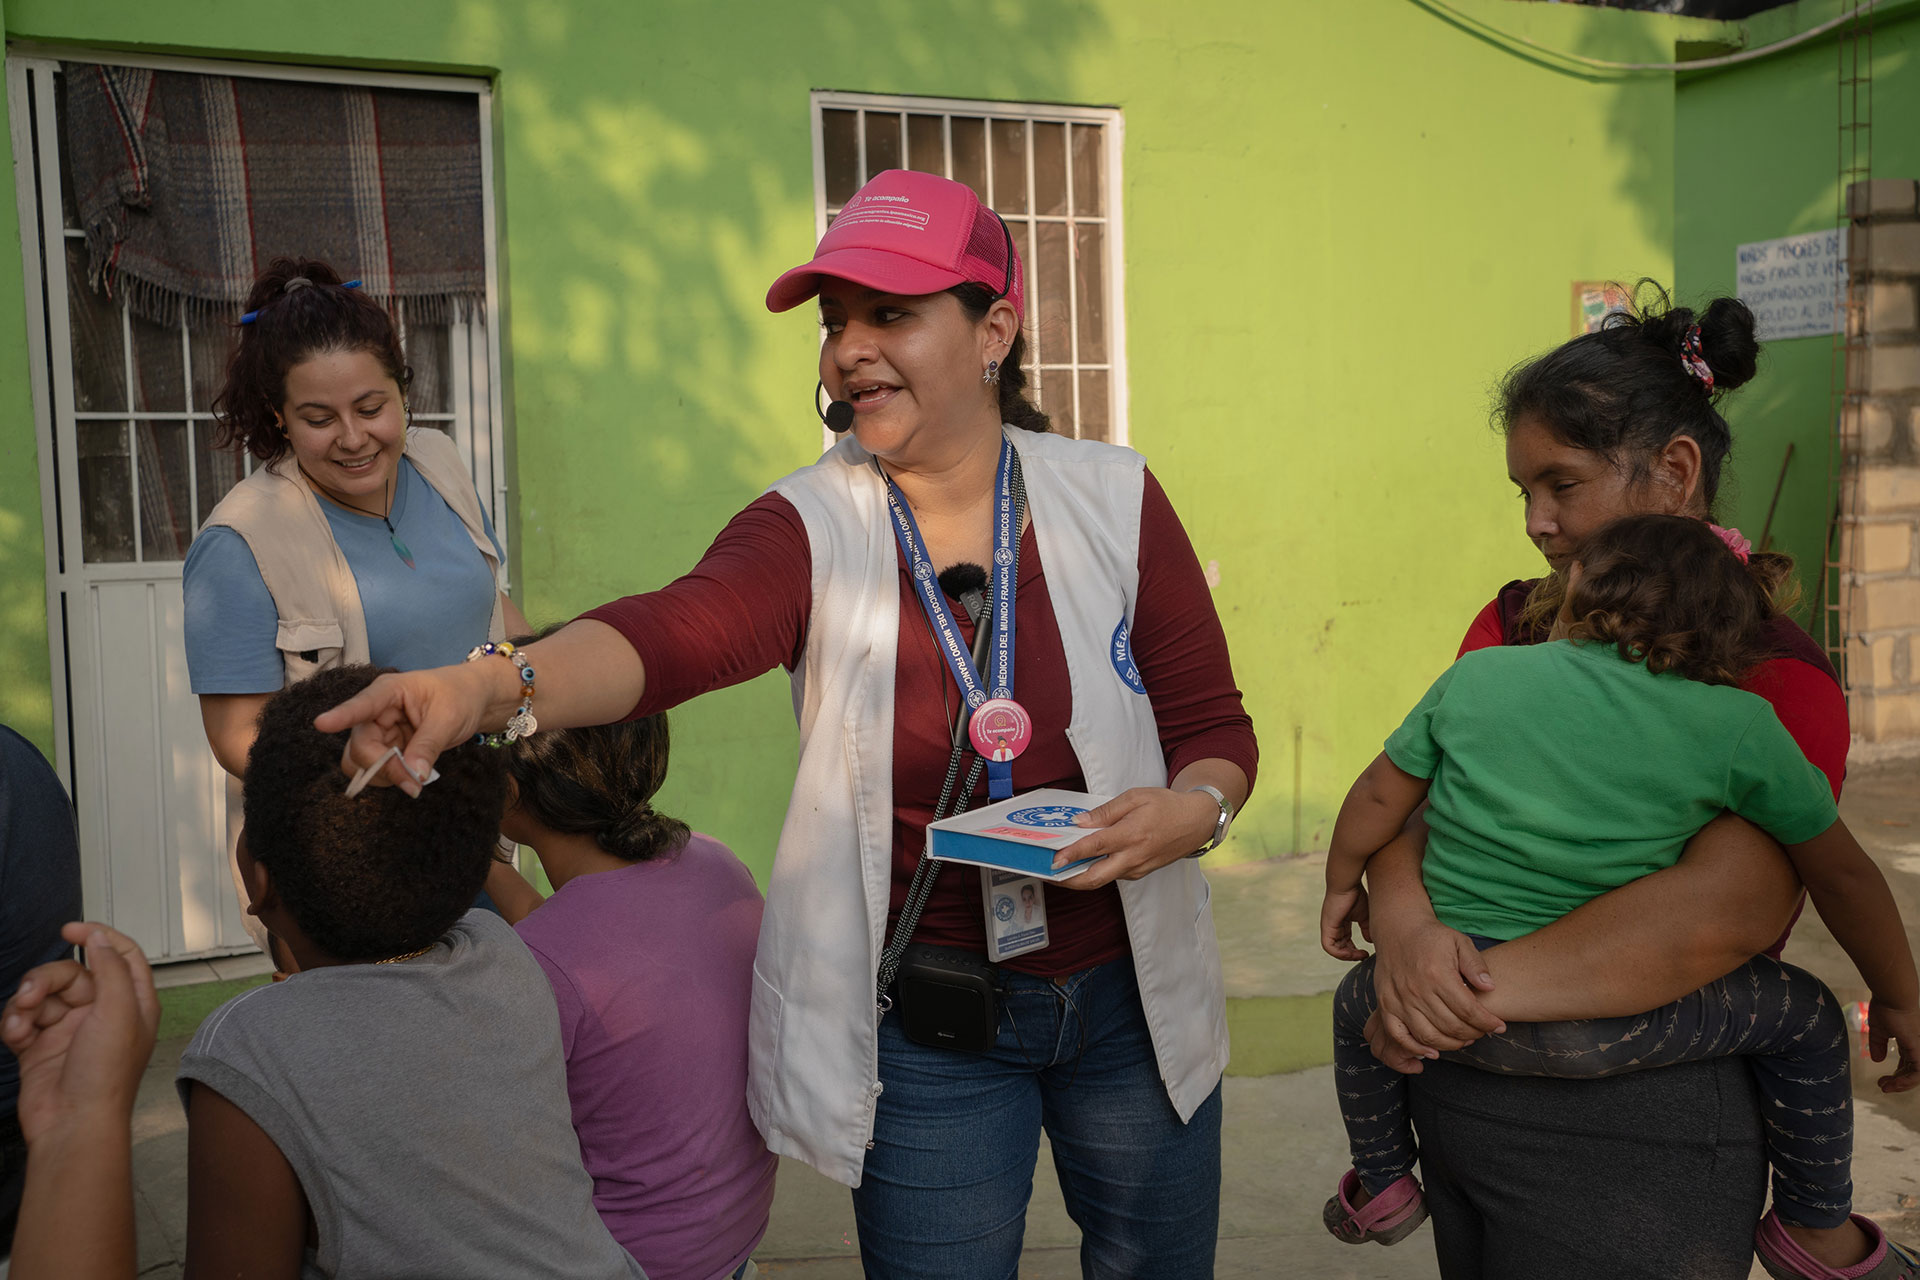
[1186,784,1232,857]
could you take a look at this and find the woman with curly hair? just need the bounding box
[184,257,532,959]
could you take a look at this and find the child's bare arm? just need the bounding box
[1327,753,1431,892]
[1321,753,1431,960]
[1784,819,1920,1092]
[1785,820,1920,1006]
[184,1084,309,1280]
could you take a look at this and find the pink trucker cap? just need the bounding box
[766,169,1024,319]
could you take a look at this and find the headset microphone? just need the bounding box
[816,380,856,433]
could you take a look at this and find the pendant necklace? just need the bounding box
[309,463,415,569]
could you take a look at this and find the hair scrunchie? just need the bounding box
[1709,522,1751,563]
[1680,324,1714,391]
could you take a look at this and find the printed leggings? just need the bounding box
[1332,952,1853,1229]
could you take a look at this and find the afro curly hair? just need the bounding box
[242,665,507,962]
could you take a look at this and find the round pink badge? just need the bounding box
[969,698,1033,763]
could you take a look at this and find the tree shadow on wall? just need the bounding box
[436,0,1104,873]
[1405,0,1684,258]
[444,0,1105,612]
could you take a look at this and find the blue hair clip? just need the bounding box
[238,278,364,324]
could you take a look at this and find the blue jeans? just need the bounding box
[851,957,1222,1280]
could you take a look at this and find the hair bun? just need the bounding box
[599,805,690,862]
[1615,284,1760,396]
[1693,296,1760,393]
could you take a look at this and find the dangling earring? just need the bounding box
[983,359,1001,386]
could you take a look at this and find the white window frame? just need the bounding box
[808,91,1128,447]
[8,45,511,560]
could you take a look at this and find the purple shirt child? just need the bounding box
[514,833,775,1280]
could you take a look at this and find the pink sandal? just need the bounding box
[1755,1209,1920,1279]
[1322,1168,1429,1246]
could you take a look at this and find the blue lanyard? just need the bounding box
[882,436,1020,798]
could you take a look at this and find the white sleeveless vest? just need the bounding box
[199,427,505,685]
[753,427,1229,1187]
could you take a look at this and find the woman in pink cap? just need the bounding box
[317,169,1256,1279]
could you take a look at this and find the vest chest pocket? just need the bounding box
[275,620,346,684]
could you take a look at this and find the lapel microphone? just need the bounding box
[941,563,993,671]
[816,380,856,433]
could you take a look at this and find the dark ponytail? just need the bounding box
[947,283,1051,433]
[210,256,410,464]
[503,714,689,863]
[501,631,688,863]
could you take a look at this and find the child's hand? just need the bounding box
[1868,1000,1920,1093]
[1364,1010,1427,1074]
[1,922,159,1145]
[1320,886,1372,961]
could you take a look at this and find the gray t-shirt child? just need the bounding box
[178,910,646,1280]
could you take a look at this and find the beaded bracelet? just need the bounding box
[465,640,537,746]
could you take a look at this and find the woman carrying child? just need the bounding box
[1339,292,1916,1279]
[489,671,774,1280]
[1322,511,1919,1276]
[317,169,1256,1279]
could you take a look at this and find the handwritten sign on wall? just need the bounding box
[1736,229,1847,341]
[1572,281,1632,336]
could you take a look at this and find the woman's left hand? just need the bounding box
[1053,787,1217,890]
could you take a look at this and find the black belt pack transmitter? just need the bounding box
[896,943,1000,1054]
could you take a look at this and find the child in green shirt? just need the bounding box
[1318,514,1920,1280]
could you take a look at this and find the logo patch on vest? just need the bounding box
[1111,616,1147,694]
[1007,805,1087,828]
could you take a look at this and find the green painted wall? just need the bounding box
[1676,0,1920,630]
[0,0,56,755]
[0,0,1701,877]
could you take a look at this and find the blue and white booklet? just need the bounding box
[926,788,1109,881]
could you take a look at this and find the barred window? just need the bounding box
[49,64,502,567]
[812,93,1127,443]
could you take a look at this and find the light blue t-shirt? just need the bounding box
[184,458,504,694]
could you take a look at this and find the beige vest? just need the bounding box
[200,427,505,686]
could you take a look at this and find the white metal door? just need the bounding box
[8,54,507,962]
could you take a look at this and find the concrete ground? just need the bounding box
[126,759,1920,1278]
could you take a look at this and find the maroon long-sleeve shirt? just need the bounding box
[583,469,1257,977]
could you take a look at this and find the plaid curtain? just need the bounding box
[63,64,485,328]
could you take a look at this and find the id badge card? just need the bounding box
[983,868,1049,962]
